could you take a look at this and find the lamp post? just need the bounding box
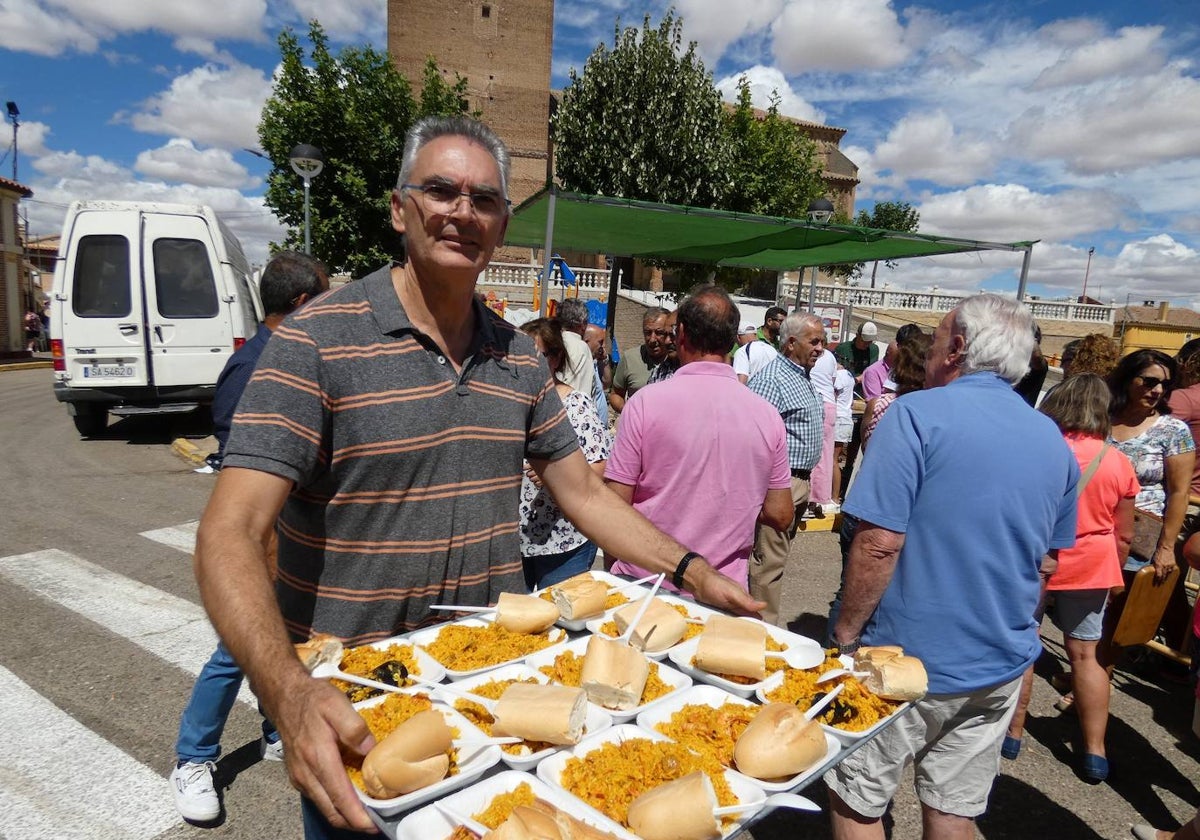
[805,198,835,313]
[289,143,324,255]
[5,101,18,181]
[1081,246,1095,302]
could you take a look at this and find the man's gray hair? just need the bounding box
[642,306,670,325]
[779,312,823,345]
[396,115,511,207]
[557,298,589,330]
[953,294,1035,384]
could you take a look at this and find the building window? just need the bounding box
[481,4,491,18]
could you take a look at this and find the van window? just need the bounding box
[154,238,219,318]
[73,235,132,317]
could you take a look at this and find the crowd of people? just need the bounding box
[173,115,1199,840]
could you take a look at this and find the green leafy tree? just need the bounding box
[258,22,471,275]
[553,11,732,207]
[723,77,824,218]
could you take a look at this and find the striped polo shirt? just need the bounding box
[223,265,578,645]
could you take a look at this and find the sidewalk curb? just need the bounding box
[171,437,208,466]
[0,360,52,372]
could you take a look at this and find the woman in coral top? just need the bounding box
[1003,374,1139,783]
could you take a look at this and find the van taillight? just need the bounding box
[50,339,65,372]
[233,337,246,351]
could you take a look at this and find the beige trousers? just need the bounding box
[749,475,810,626]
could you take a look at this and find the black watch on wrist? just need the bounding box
[672,551,701,590]
[833,636,861,657]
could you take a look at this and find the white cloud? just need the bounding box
[715,65,825,124]
[870,111,994,186]
[125,62,275,150]
[675,0,783,67]
[914,183,1126,242]
[134,138,256,189]
[1033,25,1166,89]
[0,0,99,55]
[1110,234,1200,296]
[14,121,52,157]
[771,0,908,73]
[288,0,386,42]
[45,0,268,44]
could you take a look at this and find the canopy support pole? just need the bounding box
[538,187,557,317]
[1015,245,1033,302]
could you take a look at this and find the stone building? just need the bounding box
[0,175,33,355]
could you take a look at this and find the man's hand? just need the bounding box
[1152,544,1178,583]
[275,676,378,833]
[686,559,766,618]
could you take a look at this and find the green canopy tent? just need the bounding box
[503,188,1036,315]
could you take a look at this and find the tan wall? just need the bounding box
[1118,324,1199,356]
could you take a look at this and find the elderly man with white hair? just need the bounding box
[826,294,1079,840]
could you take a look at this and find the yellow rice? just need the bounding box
[423,623,559,671]
[332,642,421,702]
[652,702,757,767]
[763,654,899,732]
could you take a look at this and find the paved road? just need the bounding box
[2,365,1197,839]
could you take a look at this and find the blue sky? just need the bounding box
[1,0,1197,307]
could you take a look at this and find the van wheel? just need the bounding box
[72,405,109,437]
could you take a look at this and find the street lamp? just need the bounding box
[5,101,19,182]
[804,197,835,311]
[289,143,324,255]
[1081,246,1095,302]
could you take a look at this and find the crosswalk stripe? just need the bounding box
[0,549,254,707]
[139,520,199,554]
[0,664,180,839]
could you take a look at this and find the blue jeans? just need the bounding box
[175,641,278,763]
[523,541,598,591]
[302,796,374,839]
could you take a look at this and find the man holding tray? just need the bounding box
[192,115,764,838]
[826,294,1078,840]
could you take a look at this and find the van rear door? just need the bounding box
[142,213,232,388]
[59,211,150,388]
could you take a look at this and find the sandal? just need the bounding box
[1054,692,1075,714]
[1001,736,1022,760]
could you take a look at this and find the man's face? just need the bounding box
[390,135,508,277]
[925,311,965,388]
[661,312,678,360]
[786,323,826,370]
[764,312,784,340]
[643,315,670,362]
[584,325,606,360]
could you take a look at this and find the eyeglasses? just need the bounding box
[402,182,510,218]
[1136,375,1170,389]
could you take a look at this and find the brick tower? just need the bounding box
[388,0,554,207]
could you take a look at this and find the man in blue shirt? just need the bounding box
[171,250,328,824]
[826,294,1078,840]
[747,312,827,626]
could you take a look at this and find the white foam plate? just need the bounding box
[337,637,446,690]
[430,663,613,771]
[537,723,766,838]
[636,684,841,792]
[667,620,824,698]
[583,593,718,659]
[408,617,567,681]
[394,769,637,840]
[350,698,502,817]
[523,636,693,722]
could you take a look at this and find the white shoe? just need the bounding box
[821,502,842,515]
[170,760,220,822]
[260,736,285,762]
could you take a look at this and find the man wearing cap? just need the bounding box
[757,306,787,349]
[834,321,880,386]
[733,322,779,384]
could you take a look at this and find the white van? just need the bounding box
[49,201,263,436]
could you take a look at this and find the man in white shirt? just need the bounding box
[733,322,778,383]
[808,347,839,510]
[833,364,856,503]
[556,297,596,398]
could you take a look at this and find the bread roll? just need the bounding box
[492,682,587,745]
[627,772,720,840]
[294,633,344,672]
[852,645,904,669]
[612,597,687,652]
[494,592,561,634]
[580,635,650,710]
[734,702,826,779]
[551,577,608,621]
[862,655,927,701]
[359,709,452,798]
[694,615,767,680]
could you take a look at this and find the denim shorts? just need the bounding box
[1049,588,1108,641]
[834,418,854,444]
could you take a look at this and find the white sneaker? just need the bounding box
[821,502,842,515]
[260,736,285,762]
[170,760,220,822]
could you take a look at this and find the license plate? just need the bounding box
[82,364,135,378]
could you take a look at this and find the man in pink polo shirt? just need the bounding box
[604,285,795,592]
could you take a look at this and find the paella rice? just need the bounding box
[559,737,736,827]
[652,702,757,767]
[763,655,900,732]
[473,781,537,828]
[332,642,421,702]
[344,693,461,793]
[422,622,560,671]
[537,650,673,704]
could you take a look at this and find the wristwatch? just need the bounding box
[832,636,861,657]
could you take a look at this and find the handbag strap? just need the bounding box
[1076,442,1110,498]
